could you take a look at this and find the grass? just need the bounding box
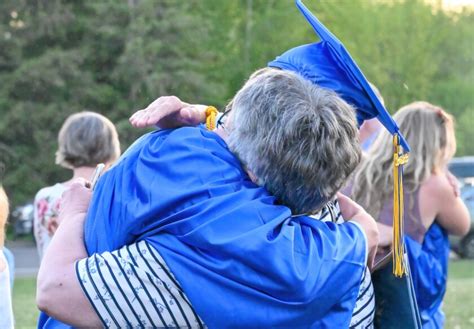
[12,276,39,328]
[444,260,474,329]
[12,260,474,328]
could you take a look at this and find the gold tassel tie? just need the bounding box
[205,106,219,131]
[393,134,409,277]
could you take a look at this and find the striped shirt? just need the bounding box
[77,199,373,328]
[76,240,205,328]
[312,200,375,329]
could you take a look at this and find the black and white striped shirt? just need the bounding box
[76,240,205,328]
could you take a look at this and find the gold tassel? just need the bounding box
[205,106,219,131]
[393,134,409,277]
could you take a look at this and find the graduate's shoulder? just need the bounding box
[130,125,226,151]
[164,125,227,147]
[116,125,244,178]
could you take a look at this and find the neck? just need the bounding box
[214,126,228,140]
[214,128,259,185]
[63,166,97,185]
[72,167,95,180]
[73,166,97,180]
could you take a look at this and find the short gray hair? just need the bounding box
[56,112,120,169]
[226,68,361,214]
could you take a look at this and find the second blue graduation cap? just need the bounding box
[268,0,410,151]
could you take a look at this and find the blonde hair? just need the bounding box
[0,187,9,247]
[56,112,121,169]
[352,101,455,217]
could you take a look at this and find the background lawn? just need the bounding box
[12,260,474,328]
[12,276,38,328]
[443,260,474,328]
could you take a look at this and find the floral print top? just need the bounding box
[33,183,66,260]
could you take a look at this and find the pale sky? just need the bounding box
[439,0,474,10]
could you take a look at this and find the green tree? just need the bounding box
[0,0,472,207]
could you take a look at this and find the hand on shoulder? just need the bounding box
[420,172,470,236]
[129,96,207,129]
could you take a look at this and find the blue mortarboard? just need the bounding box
[268,0,410,151]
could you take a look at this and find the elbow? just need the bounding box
[36,270,60,314]
[449,225,470,238]
[36,283,51,314]
[458,220,471,237]
[36,276,53,314]
[450,216,471,237]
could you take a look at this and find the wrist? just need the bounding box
[58,211,87,225]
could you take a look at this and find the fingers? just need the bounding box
[129,96,209,129]
[446,171,460,197]
[336,192,353,205]
[336,192,349,204]
[337,192,363,220]
[130,96,184,128]
[47,217,59,235]
[130,108,160,128]
[60,179,93,217]
[129,109,149,128]
[62,182,92,206]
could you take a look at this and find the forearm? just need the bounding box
[350,211,379,267]
[37,212,102,327]
[38,212,87,278]
[129,95,210,129]
[350,212,379,246]
[337,193,379,269]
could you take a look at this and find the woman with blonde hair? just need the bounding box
[351,101,470,328]
[33,111,120,260]
[0,185,14,328]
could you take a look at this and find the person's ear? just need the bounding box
[247,170,260,185]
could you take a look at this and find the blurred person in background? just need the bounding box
[351,101,470,328]
[0,185,14,329]
[2,246,14,288]
[33,112,120,260]
[359,83,384,151]
[359,118,383,151]
[0,164,14,289]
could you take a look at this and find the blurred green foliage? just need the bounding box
[0,0,472,206]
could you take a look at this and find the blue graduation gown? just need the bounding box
[405,223,449,329]
[39,126,367,328]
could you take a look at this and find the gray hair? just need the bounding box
[56,111,120,169]
[226,68,361,214]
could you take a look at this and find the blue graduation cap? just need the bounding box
[268,0,410,152]
[270,0,410,278]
